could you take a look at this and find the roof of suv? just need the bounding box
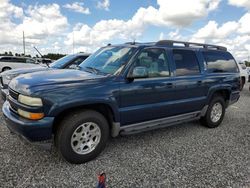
[117,40,227,52]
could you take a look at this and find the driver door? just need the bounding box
[119,48,175,125]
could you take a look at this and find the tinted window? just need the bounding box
[173,49,200,76]
[0,57,12,62]
[73,56,88,65]
[12,57,26,63]
[134,48,170,78]
[203,51,238,73]
[65,56,88,68]
[26,58,35,64]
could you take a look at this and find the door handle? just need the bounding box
[197,80,203,85]
[166,83,173,88]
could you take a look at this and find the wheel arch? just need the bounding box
[52,102,119,135]
[2,66,11,72]
[207,87,231,107]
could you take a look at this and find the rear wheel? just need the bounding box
[200,95,226,128]
[55,110,109,164]
[2,67,11,72]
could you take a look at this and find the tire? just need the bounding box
[55,110,110,164]
[200,95,226,128]
[2,67,11,72]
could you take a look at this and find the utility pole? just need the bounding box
[23,31,25,56]
[73,31,75,54]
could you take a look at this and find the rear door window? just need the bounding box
[202,51,238,73]
[173,49,200,76]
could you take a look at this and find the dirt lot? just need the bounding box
[0,87,249,187]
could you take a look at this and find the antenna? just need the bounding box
[33,46,43,57]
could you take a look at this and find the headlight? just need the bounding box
[18,94,43,107]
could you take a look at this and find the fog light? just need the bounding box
[17,109,44,120]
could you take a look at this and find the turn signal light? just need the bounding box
[17,109,44,120]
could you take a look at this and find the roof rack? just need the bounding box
[156,40,227,51]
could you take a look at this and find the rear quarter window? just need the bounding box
[203,51,238,73]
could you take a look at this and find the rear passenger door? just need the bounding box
[171,49,207,114]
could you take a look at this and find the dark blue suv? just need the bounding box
[2,40,240,164]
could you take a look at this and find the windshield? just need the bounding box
[79,46,136,75]
[50,54,76,68]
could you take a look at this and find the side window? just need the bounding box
[73,56,88,65]
[26,58,35,64]
[0,57,12,62]
[203,51,238,73]
[173,49,200,76]
[65,56,87,68]
[134,48,170,78]
[14,58,25,63]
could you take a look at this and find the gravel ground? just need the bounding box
[0,87,249,188]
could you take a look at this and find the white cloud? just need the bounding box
[0,1,68,55]
[66,0,221,47]
[159,32,165,40]
[0,0,23,20]
[238,12,250,34]
[64,2,90,14]
[155,0,221,26]
[97,0,110,11]
[228,0,250,9]
[192,20,238,40]
[189,11,250,60]
[17,4,68,39]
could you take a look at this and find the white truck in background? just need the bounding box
[237,62,248,90]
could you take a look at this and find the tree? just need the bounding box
[244,61,250,67]
[43,53,66,60]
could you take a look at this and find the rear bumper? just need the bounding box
[229,91,240,106]
[2,101,54,142]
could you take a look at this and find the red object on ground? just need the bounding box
[97,173,106,188]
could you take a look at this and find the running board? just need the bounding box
[120,111,201,135]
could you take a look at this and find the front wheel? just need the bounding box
[200,95,226,128]
[55,110,110,164]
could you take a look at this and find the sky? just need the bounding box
[0,0,250,61]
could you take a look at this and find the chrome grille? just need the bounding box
[9,88,19,100]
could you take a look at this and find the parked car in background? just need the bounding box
[237,62,248,90]
[0,53,90,100]
[2,40,240,164]
[247,66,250,82]
[35,58,53,65]
[0,56,44,72]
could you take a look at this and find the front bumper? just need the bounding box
[2,101,54,142]
[1,88,8,101]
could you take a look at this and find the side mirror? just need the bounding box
[69,64,78,69]
[129,66,148,79]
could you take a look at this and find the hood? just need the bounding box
[1,67,48,77]
[9,69,105,94]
